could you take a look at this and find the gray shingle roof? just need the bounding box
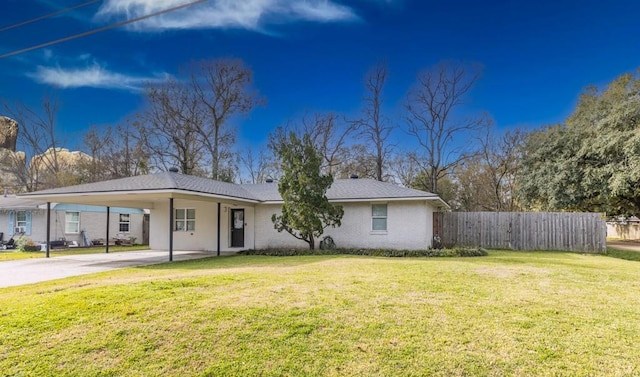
[25,172,260,202]
[243,178,439,202]
[22,174,445,205]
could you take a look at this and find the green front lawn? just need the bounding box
[1,251,639,376]
[0,245,150,261]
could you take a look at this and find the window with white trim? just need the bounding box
[119,214,130,233]
[16,211,27,231]
[372,204,387,231]
[175,209,196,231]
[9,211,31,235]
[65,212,80,234]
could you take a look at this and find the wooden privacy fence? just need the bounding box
[433,212,607,253]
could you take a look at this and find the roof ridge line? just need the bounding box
[164,171,178,188]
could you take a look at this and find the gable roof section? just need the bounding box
[243,178,442,202]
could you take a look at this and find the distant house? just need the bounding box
[19,172,448,255]
[0,195,146,246]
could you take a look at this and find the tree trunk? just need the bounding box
[430,167,438,194]
[308,235,315,250]
[376,151,383,182]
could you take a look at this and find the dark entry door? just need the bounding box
[231,209,245,247]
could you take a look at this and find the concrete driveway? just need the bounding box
[0,250,220,288]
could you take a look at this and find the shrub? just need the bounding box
[239,247,487,258]
[15,236,41,252]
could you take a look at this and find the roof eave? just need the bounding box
[426,196,451,210]
[20,188,261,204]
[260,196,443,205]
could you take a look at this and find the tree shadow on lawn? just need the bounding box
[138,253,344,271]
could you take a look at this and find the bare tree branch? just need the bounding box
[353,61,395,181]
[405,61,489,194]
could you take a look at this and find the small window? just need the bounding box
[119,214,130,233]
[175,209,196,231]
[65,212,80,234]
[372,204,387,231]
[11,211,31,235]
[16,211,27,230]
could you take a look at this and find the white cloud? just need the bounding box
[28,62,168,91]
[95,0,359,31]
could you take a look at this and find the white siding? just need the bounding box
[255,200,434,250]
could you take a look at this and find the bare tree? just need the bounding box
[334,144,378,179]
[303,112,358,175]
[136,58,262,179]
[447,128,525,211]
[355,61,394,181]
[476,128,525,211]
[405,61,490,194]
[79,122,149,182]
[190,58,263,181]
[137,77,207,175]
[108,123,149,178]
[79,125,111,183]
[1,96,70,191]
[237,147,275,184]
[388,152,424,187]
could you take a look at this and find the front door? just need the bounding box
[230,209,245,247]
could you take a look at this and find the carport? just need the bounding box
[19,172,260,261]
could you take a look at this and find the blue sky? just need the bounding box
[1,0,639,150]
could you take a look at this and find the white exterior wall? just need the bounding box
[255,200,435,250]
[0,209,144,245]
[2,199,436,250]
[607,222,640,240]
[254,204,310,249]
[149,200,254,252]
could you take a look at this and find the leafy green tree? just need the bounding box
[519,71,640,216]
[270,130,344,249]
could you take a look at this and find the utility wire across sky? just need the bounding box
[0,0,209,59]
[0,0,101,32]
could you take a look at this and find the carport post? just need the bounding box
[169,198,174,261]
[105,206,110,254]
[217,202,221,256]
[46,202,51,258]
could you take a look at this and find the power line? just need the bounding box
[0,0,102,33]
[0,0,208,59]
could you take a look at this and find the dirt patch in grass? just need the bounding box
[474,265,551,278]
